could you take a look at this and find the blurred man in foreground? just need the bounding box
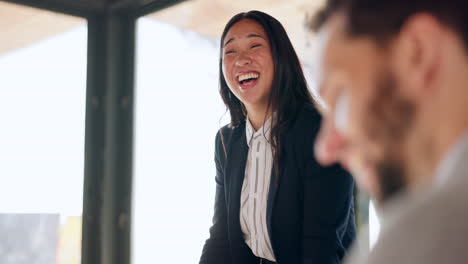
[310,0,468,263]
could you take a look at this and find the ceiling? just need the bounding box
[149,0,325,64]
[0,1,85,55]
[2,0,106,16]
[0,0,186,55]
[0,0,325,59]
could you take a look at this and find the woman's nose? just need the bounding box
[235,52,252,66]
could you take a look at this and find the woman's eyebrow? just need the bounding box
[223,33,266,47]
[223,37,234,47]
[247,33,265,40]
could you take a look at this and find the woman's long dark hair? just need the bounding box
[219,10,315,179]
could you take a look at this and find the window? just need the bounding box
[0,3,87,263]
[132,17,225,263]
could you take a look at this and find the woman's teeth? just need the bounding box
[238,72,259,83]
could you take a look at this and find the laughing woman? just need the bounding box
[199,11,356,264]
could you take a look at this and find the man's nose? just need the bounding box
[314,119,346,166]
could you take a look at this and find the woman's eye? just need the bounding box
[251,44,262,49]
[225,50,235,55]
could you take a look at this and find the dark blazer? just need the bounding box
[200,104,356,264]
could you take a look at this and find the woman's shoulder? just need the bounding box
[214,122,245,163]
[290,103,322,132]
[215,121,245,146]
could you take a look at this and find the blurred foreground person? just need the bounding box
[310,0,468,263]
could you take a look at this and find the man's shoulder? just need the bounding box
[366,180,468,264]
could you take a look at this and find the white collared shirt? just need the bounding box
[240,117,276,262]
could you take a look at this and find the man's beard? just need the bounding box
[375,155,407,203]
[366,69,416,203]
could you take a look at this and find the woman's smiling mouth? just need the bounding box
[237,71,260,90]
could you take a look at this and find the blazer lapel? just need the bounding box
[266,163,279,245]
[266,140,288,249]
[226,124,249,242]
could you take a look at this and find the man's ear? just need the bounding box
[390,13,443,99]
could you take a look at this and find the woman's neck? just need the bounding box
[246,105,272,131]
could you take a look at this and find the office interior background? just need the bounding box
[0,0,380,263]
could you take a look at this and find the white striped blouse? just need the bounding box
[240,117,276,262]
